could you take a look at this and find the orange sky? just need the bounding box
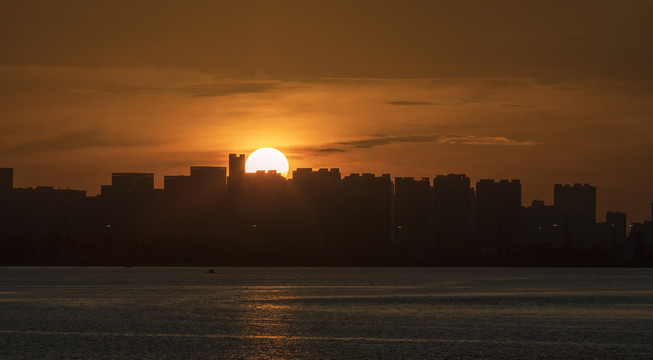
[1,1,652,222]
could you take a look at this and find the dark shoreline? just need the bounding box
[3,259,652,267]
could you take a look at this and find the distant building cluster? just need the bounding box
[0,158,652,266]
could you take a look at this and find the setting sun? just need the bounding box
[245,147,289,175]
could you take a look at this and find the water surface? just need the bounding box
[1,267,652,359]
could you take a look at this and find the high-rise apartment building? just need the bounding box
[191,166,227,198]
[475,179,521,255]
[394,177,430,247]
[432,174,475,254]
[554,183,596,249]
[111,173,154,194]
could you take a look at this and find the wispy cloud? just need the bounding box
[315,148,346,153]
[500,103,534,108]
[385,101,441,106]
[0,130,167,155]
[67,82,282,97]
[333,134,536,150]
[176,82,281,97]
[445,135,537,146]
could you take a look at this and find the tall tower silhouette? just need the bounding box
[394,177,430,248]
[432,174,475,254]
[228,154,246,186]
[554,183,596,250]
[475,179,521,255]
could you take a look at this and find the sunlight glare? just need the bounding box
[245,148,289,175]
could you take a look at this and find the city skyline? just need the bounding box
[2,152,651,266]
[2,3,653,358]
[2,154,650,224]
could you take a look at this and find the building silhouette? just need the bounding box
[432,174,475,257]
[163,175,192,194]
[605,211,627,251]
[290,168,342,263]
[190,166,227,199]
[227,170,290,264]
[102,173,155,198]
[629,222,652,260]
[1,186,87,263]
[163,166,226,200]
[554,183,596,250]
[340,173,393,263]
[394,177,431,258]
[158,166,229,260]
[0,168,12,197]
[629,204,653,260]
[475,179,521,256]
[521,199,564,249]
[1,154,651,266]
[592,211,627,260]
[228,154,246,187]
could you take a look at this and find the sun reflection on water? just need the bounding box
[236,286,309,359]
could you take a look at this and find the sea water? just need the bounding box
[1,267,652,359]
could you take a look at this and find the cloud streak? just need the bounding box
[385,101,441,106]
[176,82,281,97]
[332,134,536,150]
[315,148,346,153]
[0,130,167,156]
[66,82,283,97]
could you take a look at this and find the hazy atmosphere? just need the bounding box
[1,0,652,221]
